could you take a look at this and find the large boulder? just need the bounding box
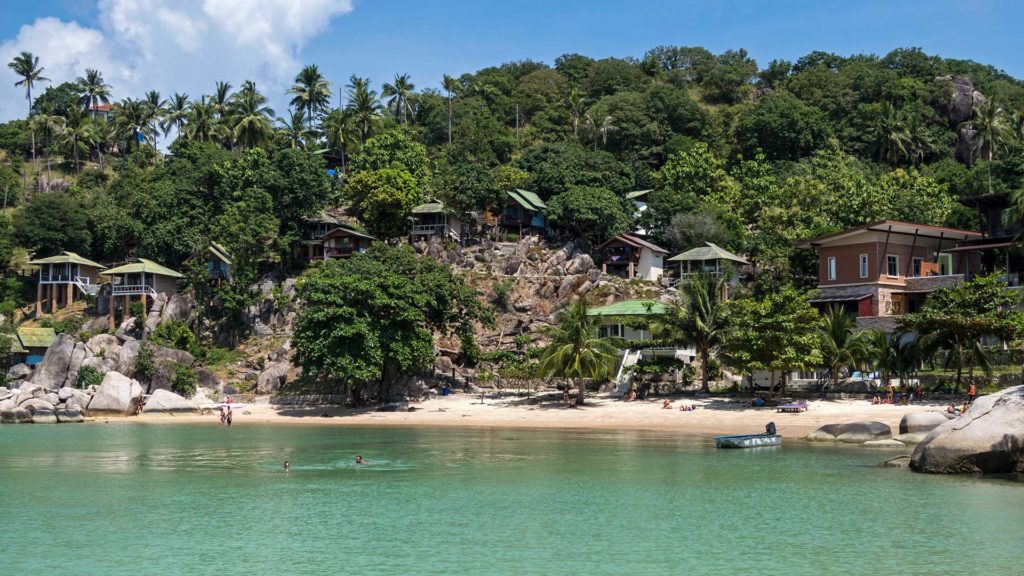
[256,362,290,394]
[56,408,85,423]
[910,386,1024,474]
[142,389,199,413]
[86,334,122,357]
[87,372,143,415]
[81,356,118,375]
[162,293,192,323]
[29,333,76,389]
[65,392,92,413]
[147,346,196,393]
[565,253,594,276]
[6,363,32,381]
[196,367,222,392]
[899,411,952,435]
[19,398,56,413]
[1,407,32,423]
[805,421,892,443]
[63,342,88,389]
[143,293,168,335]
[115,339,141,375]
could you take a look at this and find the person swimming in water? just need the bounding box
[355,455,365,465]
[284,460,290,472]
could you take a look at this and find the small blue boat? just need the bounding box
[714,433,782,448]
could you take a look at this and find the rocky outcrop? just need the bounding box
[7,363,32,382]
[115,339,142,376]
[86,334,122,358]
[55,408,85,423]
[142,389,199,413]
[256,362,290,394]
[805,421,892,443]
[63,342,88,389]
[196,367,222,392]
[0,407,32,423]
[910,386,1024,474]
[87,372,144,415]
[899,411,951,434]
[29,333,76,389]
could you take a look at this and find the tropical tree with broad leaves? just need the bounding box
[538,298,622,405]
[653,272,729,393]
[345,75,382,147]
[75,68,111,118]
[289,64,332,128]
[382,73,416,124]
[229,80,275,150]
[818,305,866,391]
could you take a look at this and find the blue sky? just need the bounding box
[0,0,1020,122]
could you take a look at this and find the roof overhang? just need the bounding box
[799,221,983,249]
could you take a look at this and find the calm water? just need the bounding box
[2,424,1022,575]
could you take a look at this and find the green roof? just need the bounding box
[27,251,106,269]
[625,190,652,200]
[587,300,668,317]
[102,258,183,278]
[9,336,27,354]
[17,327,57,349]
[668,242,749,264]
[514,189,546,210]
[208,242,233,265]
[412,201,446,214]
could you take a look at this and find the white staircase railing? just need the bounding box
[614,349,642,396]
[72,276,99,296]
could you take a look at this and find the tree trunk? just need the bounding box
[447,94,453,146]
[700,348,710,393]
[576,377,586,406]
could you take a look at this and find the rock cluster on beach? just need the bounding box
[805,413,955,448]
[910,386,1024,474]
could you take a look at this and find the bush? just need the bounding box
[77,365,103,389]
[151,320,200,357]
[133,342,155,382]
[39,315,85,336]
[171,365,197,398]
[129,301,145,331]
[492,279,515,312]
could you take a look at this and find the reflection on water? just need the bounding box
[1,423,1021,576]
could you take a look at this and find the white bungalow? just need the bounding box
[597,234,668,282]
[625,190,652,235]
[102,258,183,330]
[27,252,106,315]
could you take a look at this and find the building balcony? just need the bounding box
[411,224,458,237]
[903,274,964,292]
[111,284,157,297]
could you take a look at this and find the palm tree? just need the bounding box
[276,108,315,148]
[183,96,228,144]
[141,90,166,146]
[565,87,587,141]
[161,93,190,140]
[8,51,49,162]
[863,330,897,389]
[818,306,864,391]
[75,68,111,118]
[59,109,89,176]
[905,114,937,167]
[538,298,622,405]
[442,74,460,145]
[868,103,910,166]
[583,112,615,151]
[84,116,112,170]
[652,272,729,393]
[288,64,332,128]
[229,80,275,150]
[212,81,232,118]
[382,73,416,124]
[345,75,381,147]
[31,111,65,186]
[323,107,356,172]
[113,98,155,151]
[960,100,1014,194]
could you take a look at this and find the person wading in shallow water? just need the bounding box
[355,456,365,465]
[284,460,291,472]
[226,408,233,427]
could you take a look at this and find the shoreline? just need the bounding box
[109,394,948,438]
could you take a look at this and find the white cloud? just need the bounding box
[0,0,353,122]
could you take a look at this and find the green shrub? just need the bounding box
[77,365,104,389]
[203,346,243,368]
[492,279,515,312]
[171,365,197,398]
[133,342,155,382]
[39,315,85,335]
[151,320,200,357]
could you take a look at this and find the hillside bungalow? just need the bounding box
[11,327,56,367]
[625,190,652,235]
[409,201,463,242]
[306,226,376,261]
[587,299,695,395]
[798,220,982,330]
[666,242,750,289]
[102,259,183,330]
[27,251,106,315]
[597,234,668,282]
[501,189,547,238]
[205,242,233,282]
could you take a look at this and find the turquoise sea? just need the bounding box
[2,423,1022,575]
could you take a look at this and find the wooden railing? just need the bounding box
[112,284,157,296]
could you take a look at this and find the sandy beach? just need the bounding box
[123,393,950,438]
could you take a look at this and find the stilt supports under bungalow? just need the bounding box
[35,283,43,317]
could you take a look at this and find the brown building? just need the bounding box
[799,221,982,330]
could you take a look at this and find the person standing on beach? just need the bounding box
[967,383,977,404]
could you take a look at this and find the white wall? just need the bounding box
[637,249,664,282]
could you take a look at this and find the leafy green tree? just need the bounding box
[434,162,502,216]
[653,272,729,393]
[515,142,634,199]
[733,91,831,160]
[545,186,633,246]
[32,82,79,117]
[213,149,282,272]
[899,274,1024,391]
[880,169,956,226]
[819,306,865,390]
[13,192,91,257]
[723,285,822,398]
[344,168,421,239]
[702,49,757,104]
[647,142,736,237]
[538,298,622,405]
[350,129,431,185]
[294,244,489,403]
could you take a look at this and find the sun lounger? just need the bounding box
[777,402,808,413]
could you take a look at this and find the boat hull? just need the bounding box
[714,434,782,448]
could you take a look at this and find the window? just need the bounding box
[938,253,952,276]
[859,254,869,278]
[886,255,899,278]
[827,257,837,281]
[912,258,923,278]
[599,324,622,339]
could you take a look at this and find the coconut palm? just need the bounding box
[565,87,587,141]
[183,96,228,144]
[75,68,111,118]
[442,74,460,145]
[113,98,156,151]
[818,306,864,391]
[212,81,232,118]
[323,107,356,172]
[161,93,190,139]
[345,75,381,147]
[58,109,89,176]
[960,100,1014,194]
[84,117,112,170]
[31,111,65,186]
[140,90,166,145]
[229,81,275,150]
[288,64,332,128]
[382,73,416,124]
[868,103,911,166]
[863,330,897,388]
[583,112,615,151]
[276,108,316,149]
[905,114,937,167]
[8,51,49,162]
[538,298,622,405]
[652,272,729,393]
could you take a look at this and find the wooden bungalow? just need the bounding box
[501,189,547,238]
[409,201,464,242]
[204,242,233,283]
[102,259,183,330]
[305,226,377,261]
[11,327,57,367]
[27,251,106,316]
[597,234,668,282]
[667,243,750,286]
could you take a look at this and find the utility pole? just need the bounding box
[515,104,520,145]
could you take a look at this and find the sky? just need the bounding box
[0,0,1021,124]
